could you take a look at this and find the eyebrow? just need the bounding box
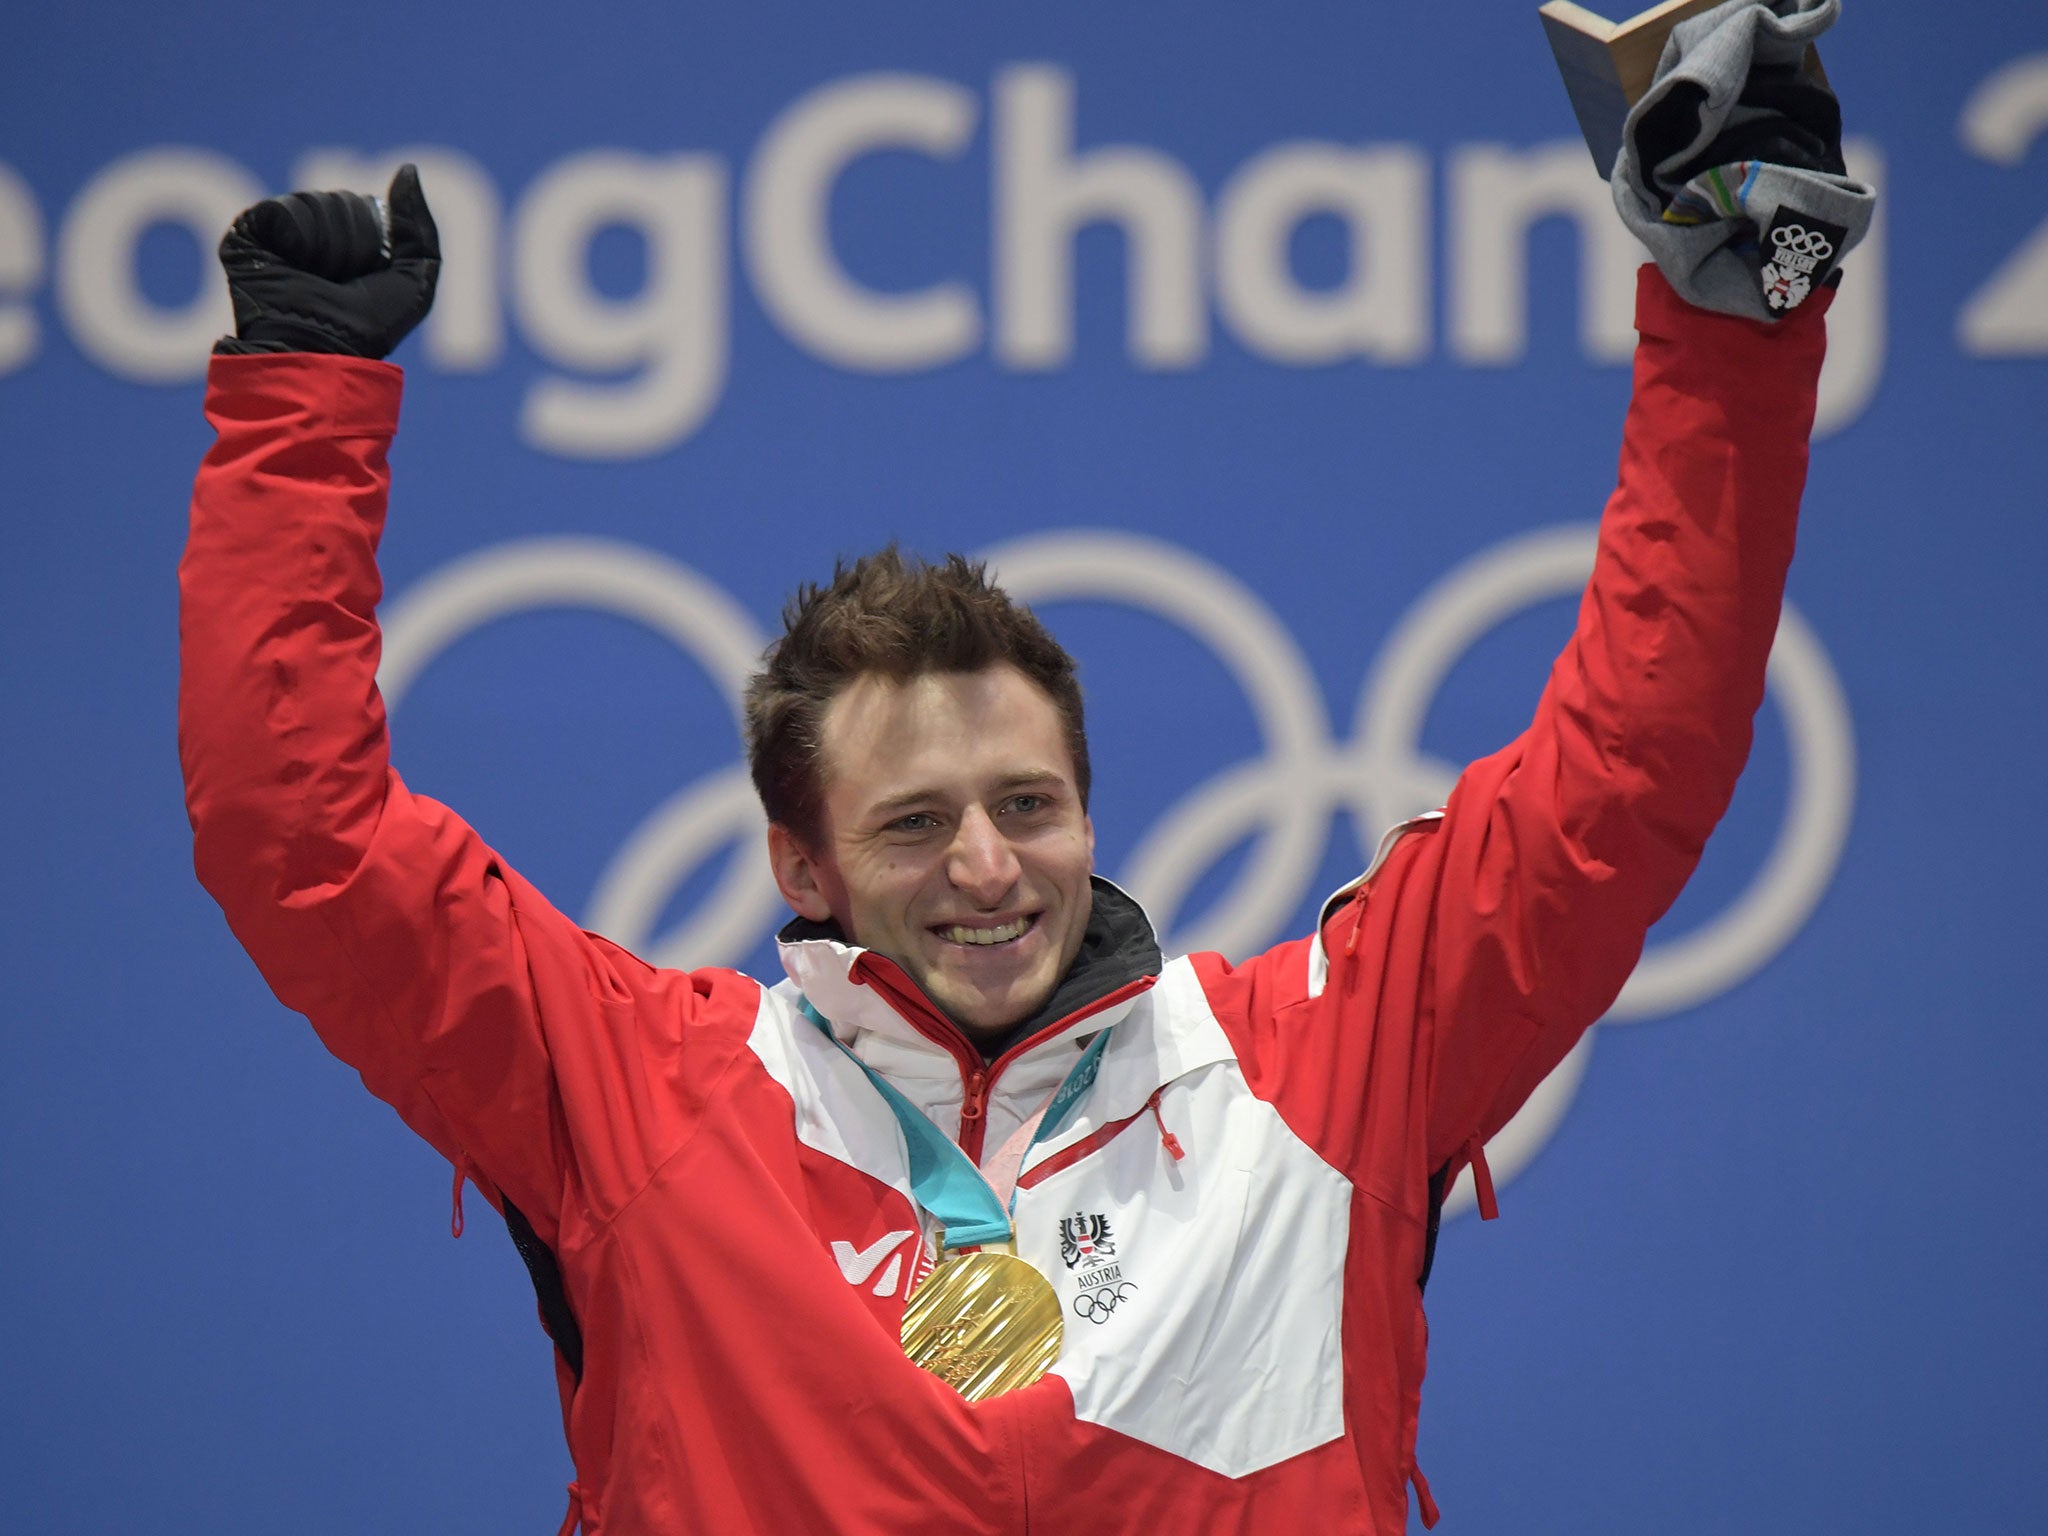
[863,771,1067,820]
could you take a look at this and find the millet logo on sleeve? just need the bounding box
[832,1229,919,1298]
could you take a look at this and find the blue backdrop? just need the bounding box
[4,3,2045,1530]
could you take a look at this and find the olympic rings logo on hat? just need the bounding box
[1770,223,1836,261]
[377,528,1854,1216]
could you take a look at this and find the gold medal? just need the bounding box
[798,993,1099,1402]
[900,1247,1063,1402]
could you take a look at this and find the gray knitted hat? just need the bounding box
[1613,0,1876,322]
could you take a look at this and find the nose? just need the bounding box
[947,804,1023,907]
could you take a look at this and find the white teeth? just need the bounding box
[944,917,1031,946]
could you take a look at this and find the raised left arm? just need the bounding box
[1413,265,1830,1175]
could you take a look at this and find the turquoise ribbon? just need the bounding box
[800,997,1113,1251]
[1031,1029,1111,1148]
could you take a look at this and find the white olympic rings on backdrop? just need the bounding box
[377,528,1854,1214]
[378,539,786,970]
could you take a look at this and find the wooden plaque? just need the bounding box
[1540,0,1829,176]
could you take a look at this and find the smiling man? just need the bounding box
[179,9,1869,1531]
[751,568,1101,1045]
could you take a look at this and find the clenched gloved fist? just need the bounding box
[214,163,439,359]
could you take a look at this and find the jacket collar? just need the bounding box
[776,876,1163,1063]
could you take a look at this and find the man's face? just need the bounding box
[771,665,1096,1046]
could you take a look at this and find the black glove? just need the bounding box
[214,164,439,359]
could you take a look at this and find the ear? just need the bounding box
[768,822,838,924]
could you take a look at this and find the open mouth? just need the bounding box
[934,914,1039,948]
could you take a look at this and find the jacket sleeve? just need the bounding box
[1402,265,1831,1177]
[1219,266,1831,1202]
[177,353,695,1243]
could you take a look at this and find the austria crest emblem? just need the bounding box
[1059,1212,1116,1271]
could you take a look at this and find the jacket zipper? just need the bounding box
[848,953,1155,1164]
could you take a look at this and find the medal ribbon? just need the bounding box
[799,997,1111,1252]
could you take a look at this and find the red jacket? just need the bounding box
[179,268,1827,1535]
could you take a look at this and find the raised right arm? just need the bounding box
[178,348,583,1231]
[177,172,720,1246]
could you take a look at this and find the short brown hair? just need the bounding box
[744,548,1090,844]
